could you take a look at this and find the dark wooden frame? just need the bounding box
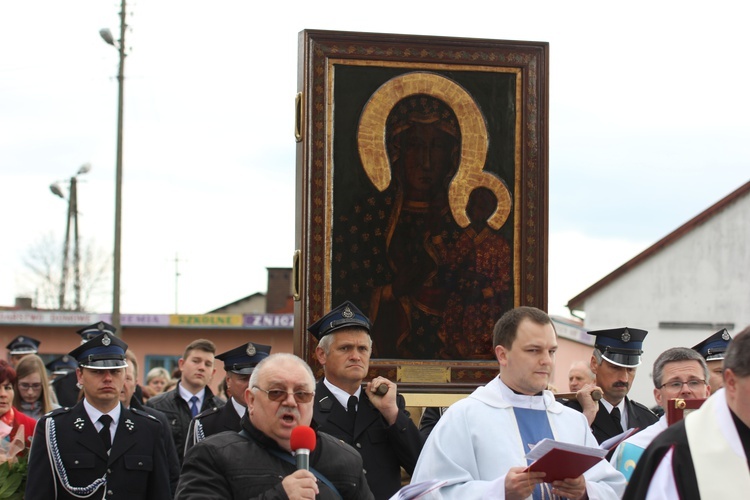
[294,30,549,392]
[666,398,706,425]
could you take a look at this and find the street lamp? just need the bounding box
[50,163,91,311]
[100,0,127,334]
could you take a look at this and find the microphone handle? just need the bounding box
[295,449,310,471]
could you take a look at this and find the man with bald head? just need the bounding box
[176,353,373,499]
[568,360,596,392]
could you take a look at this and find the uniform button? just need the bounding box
[107,469,112,474]
[355,442,362,449]
[138,462,143,466]
[107,490,113,496]
[363,468,367,474]
[74,460,79,465]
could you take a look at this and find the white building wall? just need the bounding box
[580,192,750,406]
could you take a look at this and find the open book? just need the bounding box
[524,439,608,482]
[388,479,447,500]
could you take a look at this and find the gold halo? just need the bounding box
[357,72,511,229]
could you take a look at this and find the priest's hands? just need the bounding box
[504,466,546,500]
[551,475,587,499]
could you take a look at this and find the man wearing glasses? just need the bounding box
[609,347,711,482]
[176,353,373,499]
[308,301,423,500]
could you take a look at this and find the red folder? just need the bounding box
[524,438,607,483]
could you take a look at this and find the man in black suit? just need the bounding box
[566,327,658,445]
[184,341,271,454]
[308,301,423,500]
[26,330,171,499]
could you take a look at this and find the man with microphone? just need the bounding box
[175,353,373,499]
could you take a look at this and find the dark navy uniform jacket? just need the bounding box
[312,381,423,500]
[26,401,171,500]
[184,398,242,454]
[566,397,659,444]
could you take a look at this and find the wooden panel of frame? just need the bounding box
[666,398,706,426]
[294,30,549,392]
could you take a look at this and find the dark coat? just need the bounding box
[145,383,224,464]
[184,397,242,455]
[51,371,81,408]
[26,401,171,500]
[312,381,423,500]
[566,397,659,444]
[175,416,373,500]
[130,395,180,498]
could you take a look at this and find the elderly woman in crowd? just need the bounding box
[13,354,59,420]
[0,359,36,451]
[145,366,172,396]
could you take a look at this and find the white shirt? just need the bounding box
[323,378,361,412]
[179,382,206,409]
[83,398,121,445]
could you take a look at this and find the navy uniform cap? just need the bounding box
[68,332,128,370]
[307,300,371,341]
[76,321,117,344]
[692,329,732,361]
[216,342,272,375]
[588,327,648,368]
[6,335,41,355]
[45,355,78,375]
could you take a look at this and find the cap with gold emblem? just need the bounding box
[587,327,648,368]
[6,335,41,355]
[307,300,371,341]
[68,330,128,369]
[215,342,272,375]
[692,328,732,361]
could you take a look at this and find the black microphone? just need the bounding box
[290,425,316,471]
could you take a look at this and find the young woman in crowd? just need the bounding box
[12,354,59,420]
[0,359,36,451]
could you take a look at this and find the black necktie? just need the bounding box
[347,396,358,423]
[610,407,623,433]
[98,414,113,451]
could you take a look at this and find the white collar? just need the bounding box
[83,398,121,428]
[231,396,246,417]
[178,382,205,406]
[323,378,362,410]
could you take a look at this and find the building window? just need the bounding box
[144,355,180,378]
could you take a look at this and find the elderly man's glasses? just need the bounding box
[660,379,706,391]
[253,386,314,403]
[18,383,43,391]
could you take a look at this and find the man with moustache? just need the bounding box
[624,327,750,499]
[566,327,659,444]
[147,338,223,464]
[610,347,711,482]
[308,301,423,500]
[26,331,171,499]
[184,342,271,453]
[175,353,373,499]
[692,328,733,391]
[410,306,625,499]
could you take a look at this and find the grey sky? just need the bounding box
[1,1,748,316]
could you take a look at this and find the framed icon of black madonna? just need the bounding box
[294,30,549,393]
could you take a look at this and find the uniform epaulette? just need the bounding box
[630,399,656,414]
[195,406,220,419]
[45,406,72,418]
[130,407,159,421]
